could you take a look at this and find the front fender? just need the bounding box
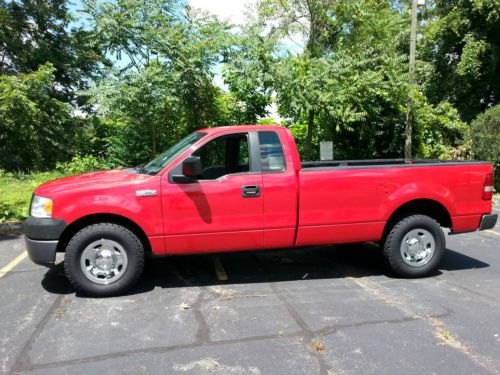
[52,190,163,237]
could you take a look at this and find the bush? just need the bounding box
[56,155,111,175]
[0,170,65,222]
[0,201,26,222]
[414,99,468,159]
[470,105,500,191]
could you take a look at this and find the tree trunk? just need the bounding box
[405,0,418,159]
[404,103,413,159]
[305,109,315,161]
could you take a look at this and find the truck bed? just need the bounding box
[295,159,493,247]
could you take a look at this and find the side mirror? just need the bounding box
[182,156,203,178]
[172,156,202,183]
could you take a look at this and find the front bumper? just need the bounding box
[478,214,498,231]
[25,237,58,266]
[23,216,67,266]
[23,216,67,240]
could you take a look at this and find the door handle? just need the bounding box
[242,185,260,198]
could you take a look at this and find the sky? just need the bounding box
[69,0,255,23]
[188,0,255,26]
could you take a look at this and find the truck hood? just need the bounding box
[35,169,155,198]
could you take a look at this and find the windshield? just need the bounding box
[142,132,206,175]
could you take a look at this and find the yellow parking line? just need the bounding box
[213,256,228,281]
[485,230,500,237]
[0,251,28,278]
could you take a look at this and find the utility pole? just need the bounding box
[405,0,423,159]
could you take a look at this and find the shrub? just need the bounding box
[0,201,27,222]
[0,171,64,222]
[56,155,111,175]
[470,105,500,191]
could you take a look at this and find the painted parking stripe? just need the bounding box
[213,256,228,281]
[0,251,28,278]
[484,230,500,237]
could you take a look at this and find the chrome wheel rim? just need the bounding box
[400,228,435,267]
[80,239,128,284]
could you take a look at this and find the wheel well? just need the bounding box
[382,199,452,239]
[56,214,152,255]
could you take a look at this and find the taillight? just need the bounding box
[483,173,494,200]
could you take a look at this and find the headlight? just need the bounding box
[31,195,53,218]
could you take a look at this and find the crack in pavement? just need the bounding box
[435,277,500,305]
[250,251,332,375]
[269,282,329,375]
[11,313,436,373]
[348,276,500,374]
[10,295,64,375]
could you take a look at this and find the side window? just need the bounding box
[259,131,286,172]
[193,133,250,179]
[194,136,226,170]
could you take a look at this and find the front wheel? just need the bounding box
[64,223,145,297]
[382,214,445,278]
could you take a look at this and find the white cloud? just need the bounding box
[189,0,255,25]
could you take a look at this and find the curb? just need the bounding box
[0,222,23,236]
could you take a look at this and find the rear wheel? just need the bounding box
[383,214,445,277]
[64,223,144,297]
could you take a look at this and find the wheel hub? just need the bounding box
[94,249,116,271]
[80,239,128,285]
[400,228,435,267]
[407,237,424,256]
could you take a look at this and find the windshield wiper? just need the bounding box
[132,163,149,175]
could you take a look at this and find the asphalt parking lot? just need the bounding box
[1,209,499,375]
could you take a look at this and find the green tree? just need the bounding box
[221,25,275,124]
[421,0,500,121]
[0,63,74,170]
[0,0,106,103]
[256,0,337,159]
[0,0,108,172]
[212,90,268,126]
[227,0,467,160]
[84,0,235,163]
[88,62,188,165]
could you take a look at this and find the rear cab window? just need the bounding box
[258,131,286,172]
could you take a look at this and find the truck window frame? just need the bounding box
[168,131,262,183]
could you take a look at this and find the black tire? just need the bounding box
[64,223,144,297]
[383,214,445,278]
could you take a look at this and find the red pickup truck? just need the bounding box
[24,125,497,296]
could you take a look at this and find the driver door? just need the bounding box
[162,131,264,254]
